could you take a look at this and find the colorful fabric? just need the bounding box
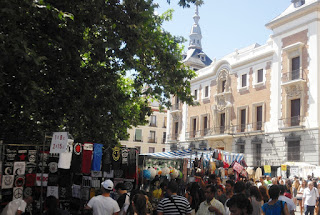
[91,143,103,171]
[81,143,93,174]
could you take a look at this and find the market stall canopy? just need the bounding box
[141,149,244,163]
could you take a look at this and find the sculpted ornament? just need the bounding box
[285,85,302,98]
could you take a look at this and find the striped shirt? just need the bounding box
[157,195,192,215]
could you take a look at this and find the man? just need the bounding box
[226,194,253,215]
[215,176,225,191]
[85,179,120,215]
[197,185,225,215]
[1,196,33,215]
[278,185,296,215]
[225,180,234,199]
[157,180,192,215]
[216,186,227,205]
[115,183,130,215]
[302,181,319,215]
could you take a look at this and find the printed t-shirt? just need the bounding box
[87,195,120,215]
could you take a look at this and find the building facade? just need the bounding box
[120,102,167,154]
[167,0,320,166]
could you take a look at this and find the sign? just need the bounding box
[290,166,299,177]
[50,132,68,153]
[264,165,271,173]
[281,164,287,171]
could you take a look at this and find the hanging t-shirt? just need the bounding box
[25,174,36,187]
[58,143,73,169]
[102,147,112,172]
[81,143,93,174]
[91,143,103,171]
[112,146,122,170]
[71,143,82,173]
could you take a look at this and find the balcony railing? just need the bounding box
[171,103,181,111]
[168,133,179,141]
[282,69,306,83]
[148,138,156,143]
[279,116,304,128]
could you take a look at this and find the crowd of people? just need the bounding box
[3,175,320,215]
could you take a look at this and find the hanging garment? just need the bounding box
[91,143,103,171]
[81,142,93,174]
[71,143,82,173]
[112,146,122,170]
[58,143,73,169]
[255,167,263,180]
[102,147,112,172]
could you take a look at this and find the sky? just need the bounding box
[154,0,291,60]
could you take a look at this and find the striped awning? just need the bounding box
[141,149,244,163]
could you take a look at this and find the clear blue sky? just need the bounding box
[155,0,291,59]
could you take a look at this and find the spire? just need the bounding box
[188,5,202,50]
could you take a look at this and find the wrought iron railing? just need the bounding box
[282,69,305,83]
[279,116,304,128]
[171,103,181,111]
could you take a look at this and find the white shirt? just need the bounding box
[1,199,27,215]
[279,195,296,212]
[87,195,120,215]
[303,187,319,206]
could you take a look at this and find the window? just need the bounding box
[254,144,261,166]
[256,106,262,130]
[163,117,167,128]
[194,89,198,100]
[135,129,142,142]
[237,144,245,154]
[149,147,155,153]
[203,116,208,135]
[288,141,300,161]
[162,148,166,152]
[291,99,300,126]
[162,132,166,144]
[174,122,179,140]
[148,131,156,143]
[291,56,300,80]
[257,69,263,83]
[136,146,141,154]
[222,80,226,92]
[150,115,156,127]
[240,109,246,132]
[220,113,225,134]
[204,86,209,98]
[241,74,247,88]
[192,118,197,137]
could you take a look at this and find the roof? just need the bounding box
[183,48,212,67]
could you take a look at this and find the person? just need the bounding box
[196,185,225,215]
[293,178,300,206]
[249,186,263,215]
[302,181,319,215]
[234,181,246,195]
[284,179,293,199]
[44,195,69,215]
[262,185,290,215]
[115,183,130,215]
[259,186,270,203]
[226,194,253,215]
[297,180,308,215]
[85,179,120,215]
[1,196,33,215]
[215,176,225,191]
[132,193,147,215]
[185,182,205,215]
[225,180,234,199]
[279,185,296,215]
[157,180,192,215]
[271,177,279,185]
[216,186,227,205]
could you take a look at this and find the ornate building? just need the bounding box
[167,0,320,167]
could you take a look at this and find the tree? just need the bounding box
[0,0,197,144]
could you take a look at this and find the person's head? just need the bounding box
[266,176,271,181]
[279,185,286,195]
[101,179,114,193]
[226,180,235,193]
[226,194,253,215]
[308,181,314,190]
[209,174,216,184]
[115,183,127,194]
[215,176,222,185]
[249,186,262,201]
[167,180,178,195]
[271,177,278,185]
[216,186,224,197]
[24,196,33,205]
[205,185,216,202]
[234,181,245,194]
[258,185,269,200]
[132,193,147,215]
[302,180,307,188]
[268,185,280,200]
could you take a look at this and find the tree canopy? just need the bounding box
[0,0,197,145]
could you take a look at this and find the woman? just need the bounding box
[259,186,270,203]
[249,186,263,215]
[185,182,205,215]
[132,193,147,215]
[262,185,290,215]
[297,180,307,215]
[226,193,253,215]
[292,179,300,206]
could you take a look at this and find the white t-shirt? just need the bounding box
[119,194,130,215]
[303,187,319,206]
[278,195,296,212]
[87,195,120,215]
[1,199,27,215]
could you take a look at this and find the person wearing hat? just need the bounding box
[85,179,120,215]
[115,183,130,215]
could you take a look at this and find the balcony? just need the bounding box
[167,133,179,141]
[148,138,156,143]
[279,116,305,129]
[229,122,265,134]
[171,103,181,111]
[281,70,306,86]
